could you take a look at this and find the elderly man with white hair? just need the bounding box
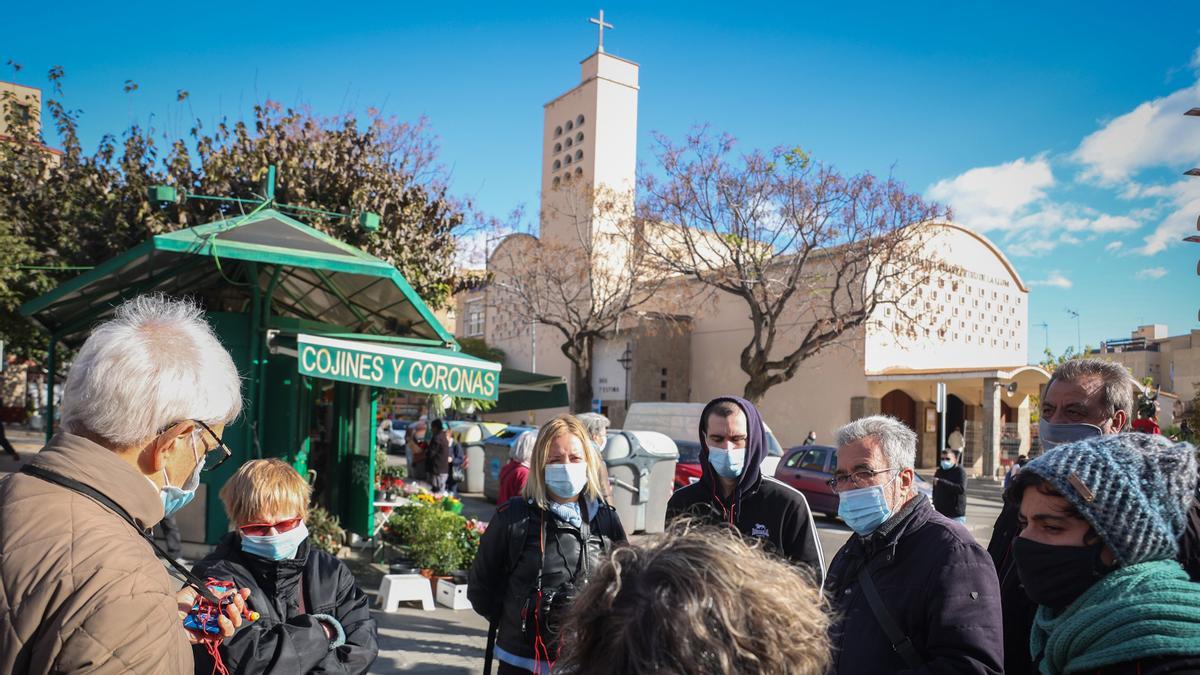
[824,415,1003,675]
[0,295,251,674]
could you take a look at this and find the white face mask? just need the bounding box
[545,462,589,499]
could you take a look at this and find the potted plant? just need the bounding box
[306,506,345,556]
[408,508,466,593]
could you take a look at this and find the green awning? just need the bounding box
[20,209,456,348]
[492,368,569,412]
[298,333,500,400]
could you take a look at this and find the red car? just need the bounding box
[673,441,704,490]
[774,444,933,519]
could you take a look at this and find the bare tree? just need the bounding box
[488,184,687,412]
[640,130,948,403]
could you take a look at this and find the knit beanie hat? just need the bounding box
[1022,433,1198,566]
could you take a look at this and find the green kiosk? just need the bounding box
[21,206,501,544]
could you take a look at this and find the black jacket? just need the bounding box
[667,475,825,585]
[468,497,626,662]
[932,464,967,518]
[191,534,378,674]
[826,496,1003,675]
[987,485,1200,675]
[665,395,826,585]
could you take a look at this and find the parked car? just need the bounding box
[672,440,704,490]
[383,420,410,454]
[773,444,934,519]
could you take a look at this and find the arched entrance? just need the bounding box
[881,389,917,433]
[943,394,966,451]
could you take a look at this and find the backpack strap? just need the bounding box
[856,556,923,670]
[20,464,222,605]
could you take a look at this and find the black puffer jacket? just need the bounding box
[191,533,378,674]
[826,496,1003,674]
[468,497,626,663]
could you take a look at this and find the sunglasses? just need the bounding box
[239,517,304,537]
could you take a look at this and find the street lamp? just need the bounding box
[617,343,633,413]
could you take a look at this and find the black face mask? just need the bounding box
[1012,536,1112,611]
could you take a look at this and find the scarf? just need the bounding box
[1032,559,1200,674]
[547,498,599,530]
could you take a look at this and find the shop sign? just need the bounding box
[297,334,500,400]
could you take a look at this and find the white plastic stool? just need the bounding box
[377,574,435,612]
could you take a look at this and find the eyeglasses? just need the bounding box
[239,517,303,537]
[826,467,899,492]
[160,419,231,472]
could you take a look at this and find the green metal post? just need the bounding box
[44,336,57,445]
[246,262,262,458]
[255,266,282,457]
[266,165,276,203]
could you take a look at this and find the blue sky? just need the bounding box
[5,1,1198,364]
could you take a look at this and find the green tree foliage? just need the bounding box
[0,67,469,360]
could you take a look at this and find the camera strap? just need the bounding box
[20,464,222,604]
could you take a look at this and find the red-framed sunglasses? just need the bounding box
[239,517,304,537]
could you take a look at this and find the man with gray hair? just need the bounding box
[986,357,1200,675]
[825,415,1002,674]
[0,295,250,673]
[575,412,614,501]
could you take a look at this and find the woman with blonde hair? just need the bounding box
[468,414,627,674]
[191,458,378,673]
[555,522,832,675]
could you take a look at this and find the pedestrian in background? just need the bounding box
[1008,433,1200,673]
[192,458,378,673]
[427,419,454,492]
[468,415,627,675]
[1003,454,1028,491]
[932,448,968,523]
[0,295,249,674]
[575,412,614,501]
[498,430,535,504]
[555,522,831,675]
[406,419,428,481]
[0,417,21,461]
[825,415,1002,674]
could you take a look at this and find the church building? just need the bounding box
[456,19,1047,475]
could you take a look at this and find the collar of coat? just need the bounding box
[27,431,164,530]
[858,494,929,557]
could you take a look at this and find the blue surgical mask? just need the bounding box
[939,460,954,470]
[160,433,204,518]
[241,520,310,561]
[545,462,589,499]
[1038,419,1104,452]
[708,447,746,479]
[837,473,899,536]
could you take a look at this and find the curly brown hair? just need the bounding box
[554,522,831,674]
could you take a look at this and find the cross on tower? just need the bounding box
[588,9,613,53]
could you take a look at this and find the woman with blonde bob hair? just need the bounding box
[469,415,627,674]
[191,459,379,673]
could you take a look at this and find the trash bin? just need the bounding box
[604,430,678,534]
[482,425,536,502]
[450,422,506,494]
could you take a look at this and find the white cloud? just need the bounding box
[1073,80,1200,186]
[927,157,1054,231]
[1136,267,1168,279]
[1028,271,1073,289]
[1105,241,1124,252]
[1135,178,1200,254]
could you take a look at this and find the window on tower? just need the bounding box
[575,150,583,160]
[553,160,561,170]
[566,120,574,131]
[555,126,563,137]
[553,177,561,186]
[574,167,582,176]
[577,114,585,125]
[565,137,574,148]
[576,132,584,142]
[554,142,562,153]
[565,155,572,165]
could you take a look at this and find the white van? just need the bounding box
[622,402,786,476]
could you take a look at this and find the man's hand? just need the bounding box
[177,586,253,644]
